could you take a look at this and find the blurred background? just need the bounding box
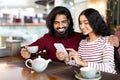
[0,0,119,47]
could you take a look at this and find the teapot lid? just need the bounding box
[35,56,51,63]
[35,56,46,61]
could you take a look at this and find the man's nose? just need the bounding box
[58,22,63,27]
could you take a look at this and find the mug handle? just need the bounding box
[25,59,32,69]
[96,71,101,77]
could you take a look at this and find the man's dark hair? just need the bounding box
[78,8,111,36]
[46,6,74,36]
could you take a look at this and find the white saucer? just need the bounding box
[75,74,101,80]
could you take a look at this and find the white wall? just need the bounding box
[73,0,107,32]
[73,0,88,32]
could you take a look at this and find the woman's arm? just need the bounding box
[66,41,116,73]
[64,48,88,67]
[87,43,116,73]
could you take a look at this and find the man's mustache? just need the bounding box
[56,27,66,29]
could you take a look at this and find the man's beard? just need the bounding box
[55,29,69,39]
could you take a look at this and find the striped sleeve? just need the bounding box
[87,42,116,73]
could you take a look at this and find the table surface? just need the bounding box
[0,56,120,80]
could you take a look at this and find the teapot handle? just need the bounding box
[25,59,32,69]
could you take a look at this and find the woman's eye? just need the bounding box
[79,23,82,25]
[85,23,88,24]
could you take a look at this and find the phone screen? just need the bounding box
[54,43,68,57]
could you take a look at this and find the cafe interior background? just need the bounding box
[0,0,119,56]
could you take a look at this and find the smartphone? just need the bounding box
[54,43,68,57]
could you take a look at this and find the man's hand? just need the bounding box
[20,48,30,59]
[56,51,66,61]
[109,35,119,47]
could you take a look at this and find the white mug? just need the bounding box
[26,46,38,54]
[80,67,101,79]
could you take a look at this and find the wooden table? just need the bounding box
[0,56,120,80]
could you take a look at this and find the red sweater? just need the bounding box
[29,32,83,61]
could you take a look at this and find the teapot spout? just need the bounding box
[47,59,52,63]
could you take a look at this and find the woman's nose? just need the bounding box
[80,24,84,29]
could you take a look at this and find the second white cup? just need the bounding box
[80,67,101,79]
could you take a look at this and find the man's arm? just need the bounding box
[109,35,120,48]
[117,42,120,49]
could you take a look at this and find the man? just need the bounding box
[21,6,119,62]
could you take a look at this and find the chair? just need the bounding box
[114,47,120,74]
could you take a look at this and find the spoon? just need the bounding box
[74,70,79,74]
[74,70,81,76]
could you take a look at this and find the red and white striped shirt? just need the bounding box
[67,36,116,74]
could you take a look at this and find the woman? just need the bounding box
[57,8,116,74]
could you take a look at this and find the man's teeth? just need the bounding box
[58,28,64,32]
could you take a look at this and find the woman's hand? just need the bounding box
[67,48,88,67]
[56,51,66,61]
[67,48,81,63]
[20,47,30,59]
[109,35,119,47]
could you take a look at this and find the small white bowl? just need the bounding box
[26,46,38,53]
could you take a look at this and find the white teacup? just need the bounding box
[26,46,38,53]
[80,67,101,79]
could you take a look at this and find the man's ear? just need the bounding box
[68,19,70,25]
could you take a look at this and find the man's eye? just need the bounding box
[62,20,68,23]
[54,21,58,24]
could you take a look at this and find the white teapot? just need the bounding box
[25,56,51,72]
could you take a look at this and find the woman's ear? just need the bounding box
[68,19,70,25]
